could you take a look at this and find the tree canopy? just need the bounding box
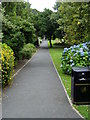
[1,1,89,50]
[57,2,90,45]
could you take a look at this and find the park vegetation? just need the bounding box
[57,2,90,45]
[1,43,15,86]
[49,2,89,119]
[0,1,89,87]
[0,1,89,118]
[61,42,90,74]
[0,2,38,85]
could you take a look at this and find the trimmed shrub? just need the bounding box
[61,42,90,75]
[19,43,36,60]
[0,43,15,86]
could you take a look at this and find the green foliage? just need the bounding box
[50,12,64,40]
[57,2,89,44]
[2,2,37,59]
[31,9,41,37]
[41,9,54,40]
[2,2,31,19]
[53,2,60,11]
[34,9,55,40]
[35,8,62,47]
[19,20,36,44]
[2,16,25,59]
[61,42,90,75]
[19,43,36,60]
[1,43,15,86]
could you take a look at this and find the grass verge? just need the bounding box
[49,41,89,119]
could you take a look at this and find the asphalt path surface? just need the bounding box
[2,41,83,119]
[0,103,2,120]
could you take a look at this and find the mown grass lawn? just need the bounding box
[49,43,89,119]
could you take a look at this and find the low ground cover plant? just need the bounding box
[19,43,36,59]
[61,42,90,74]
[1,43,15,86]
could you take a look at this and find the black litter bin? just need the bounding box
[71,67,90,105]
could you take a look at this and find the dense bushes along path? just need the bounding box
[3,41,83,119]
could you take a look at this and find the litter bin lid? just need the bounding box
[72,67,90,72]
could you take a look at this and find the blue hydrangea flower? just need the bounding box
[73,45,76,49]
[80,52,84,56]
[70,59,73,62]
[85,42,87,45]
[68,48,71,50]
[61,42,89,75]
[67,70,69,73]
[71,49,75,52]
[72,63,75,66]
[64,48,68,53]
[77,45,80,48]
[76,50,79,53]
[70,46,73,49]
[79,48,83,53]
[71,63,75,67]
[73,53,77,57]
[82,43,86,46]
[83,46,88,50]
[64,48,68,50]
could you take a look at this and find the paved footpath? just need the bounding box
[0,106,1,120]
[2,41,83,119]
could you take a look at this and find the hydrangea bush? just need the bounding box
[61,42,90,75]
[0,43,15,86]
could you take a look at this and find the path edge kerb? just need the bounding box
[12,49,38,78]
[49,51,84,119]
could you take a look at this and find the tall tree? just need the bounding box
[53,2,60,11]
[36,8,62,47]
[2,2,37,58]
[57,2,90,45]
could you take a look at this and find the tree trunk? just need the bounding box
[49,37,52,48]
